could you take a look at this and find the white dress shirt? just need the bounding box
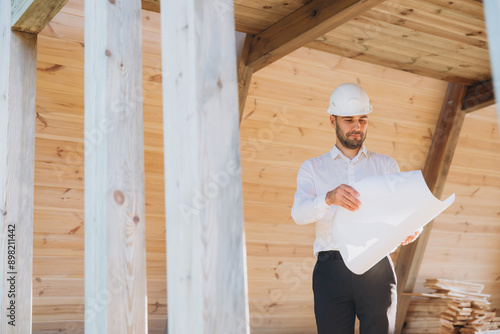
[291,144,400,257]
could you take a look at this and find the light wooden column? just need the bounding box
[84,0,147,332]
[484,0,500,129]
[0,4,36,332]
[1,1,68,332]
[161,0,249,333]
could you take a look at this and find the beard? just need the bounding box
[335,122,366,150]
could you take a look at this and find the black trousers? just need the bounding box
[313,251,397,334]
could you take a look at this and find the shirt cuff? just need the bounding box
[315,191,332,215]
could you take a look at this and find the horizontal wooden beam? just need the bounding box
[246,0,385,72]
[395,82,467,333]
[141,0,159,13]
[461,79,496,113]
[11,0,68,34]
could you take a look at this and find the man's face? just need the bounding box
[331,115,368,149]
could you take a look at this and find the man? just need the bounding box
[291,83,420,334]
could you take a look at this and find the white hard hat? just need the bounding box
[327,83,373,116]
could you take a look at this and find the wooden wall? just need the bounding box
[31,0,500,332]
[405,104,500,333]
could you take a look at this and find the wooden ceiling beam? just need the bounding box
[246,0,386,72]
[142,0,160,13]
[11,0,68,34]
[462,79,496,113]
[395,82,468,333]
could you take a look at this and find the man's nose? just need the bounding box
[353,121,361,130]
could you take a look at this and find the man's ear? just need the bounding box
[330,115,336,128]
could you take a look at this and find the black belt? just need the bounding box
[318,250,342,260]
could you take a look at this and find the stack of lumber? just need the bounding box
[419,279,500,333]
[440,300,499,333]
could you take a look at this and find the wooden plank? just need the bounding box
[237,33,254,124]
[0,1,37,331]
[84,0,147,332]
[307,38,480,85]
[305,0,491,84]
[484,0,500,130]
[161,0,249,332]
[395,82,467,333]
[367,4,487,49]
[246,0,386,71]
[11,0,69,34]
[462,79,496,113]
[141,0,160,13]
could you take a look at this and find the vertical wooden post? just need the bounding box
[484,0,500,130]
[161,0,250,333]
[84,0,147,332]
[395,83,467,333]
[0,1,36,333]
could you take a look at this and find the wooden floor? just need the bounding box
[31,0,500,332]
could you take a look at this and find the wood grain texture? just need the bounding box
[11,0,69,33]
[32,2,166,330]
[84,0,147,332]
[395,83,467,333]
[25,0,500,330]
[161,0,249,332]
[0,1,37,331]
[141,0,159,13]
[246,0,385,71]
[308,0,491,84]
[404,105,500,332]
[461,79,495,112]
[237,33,254,124]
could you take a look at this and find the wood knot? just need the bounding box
[109,0,115,4]
[217,78,223,89]
[114,190,125,205]
[133,216,140,224]
[105,49,112,57]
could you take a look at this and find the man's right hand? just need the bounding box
[325,184,361,211]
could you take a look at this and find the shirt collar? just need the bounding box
[329,144,367,162]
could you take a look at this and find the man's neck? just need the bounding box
[335,143,361,160]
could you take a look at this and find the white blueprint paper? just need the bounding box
[332,170,455,275]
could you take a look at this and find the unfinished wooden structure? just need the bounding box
[1,0,500,333]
